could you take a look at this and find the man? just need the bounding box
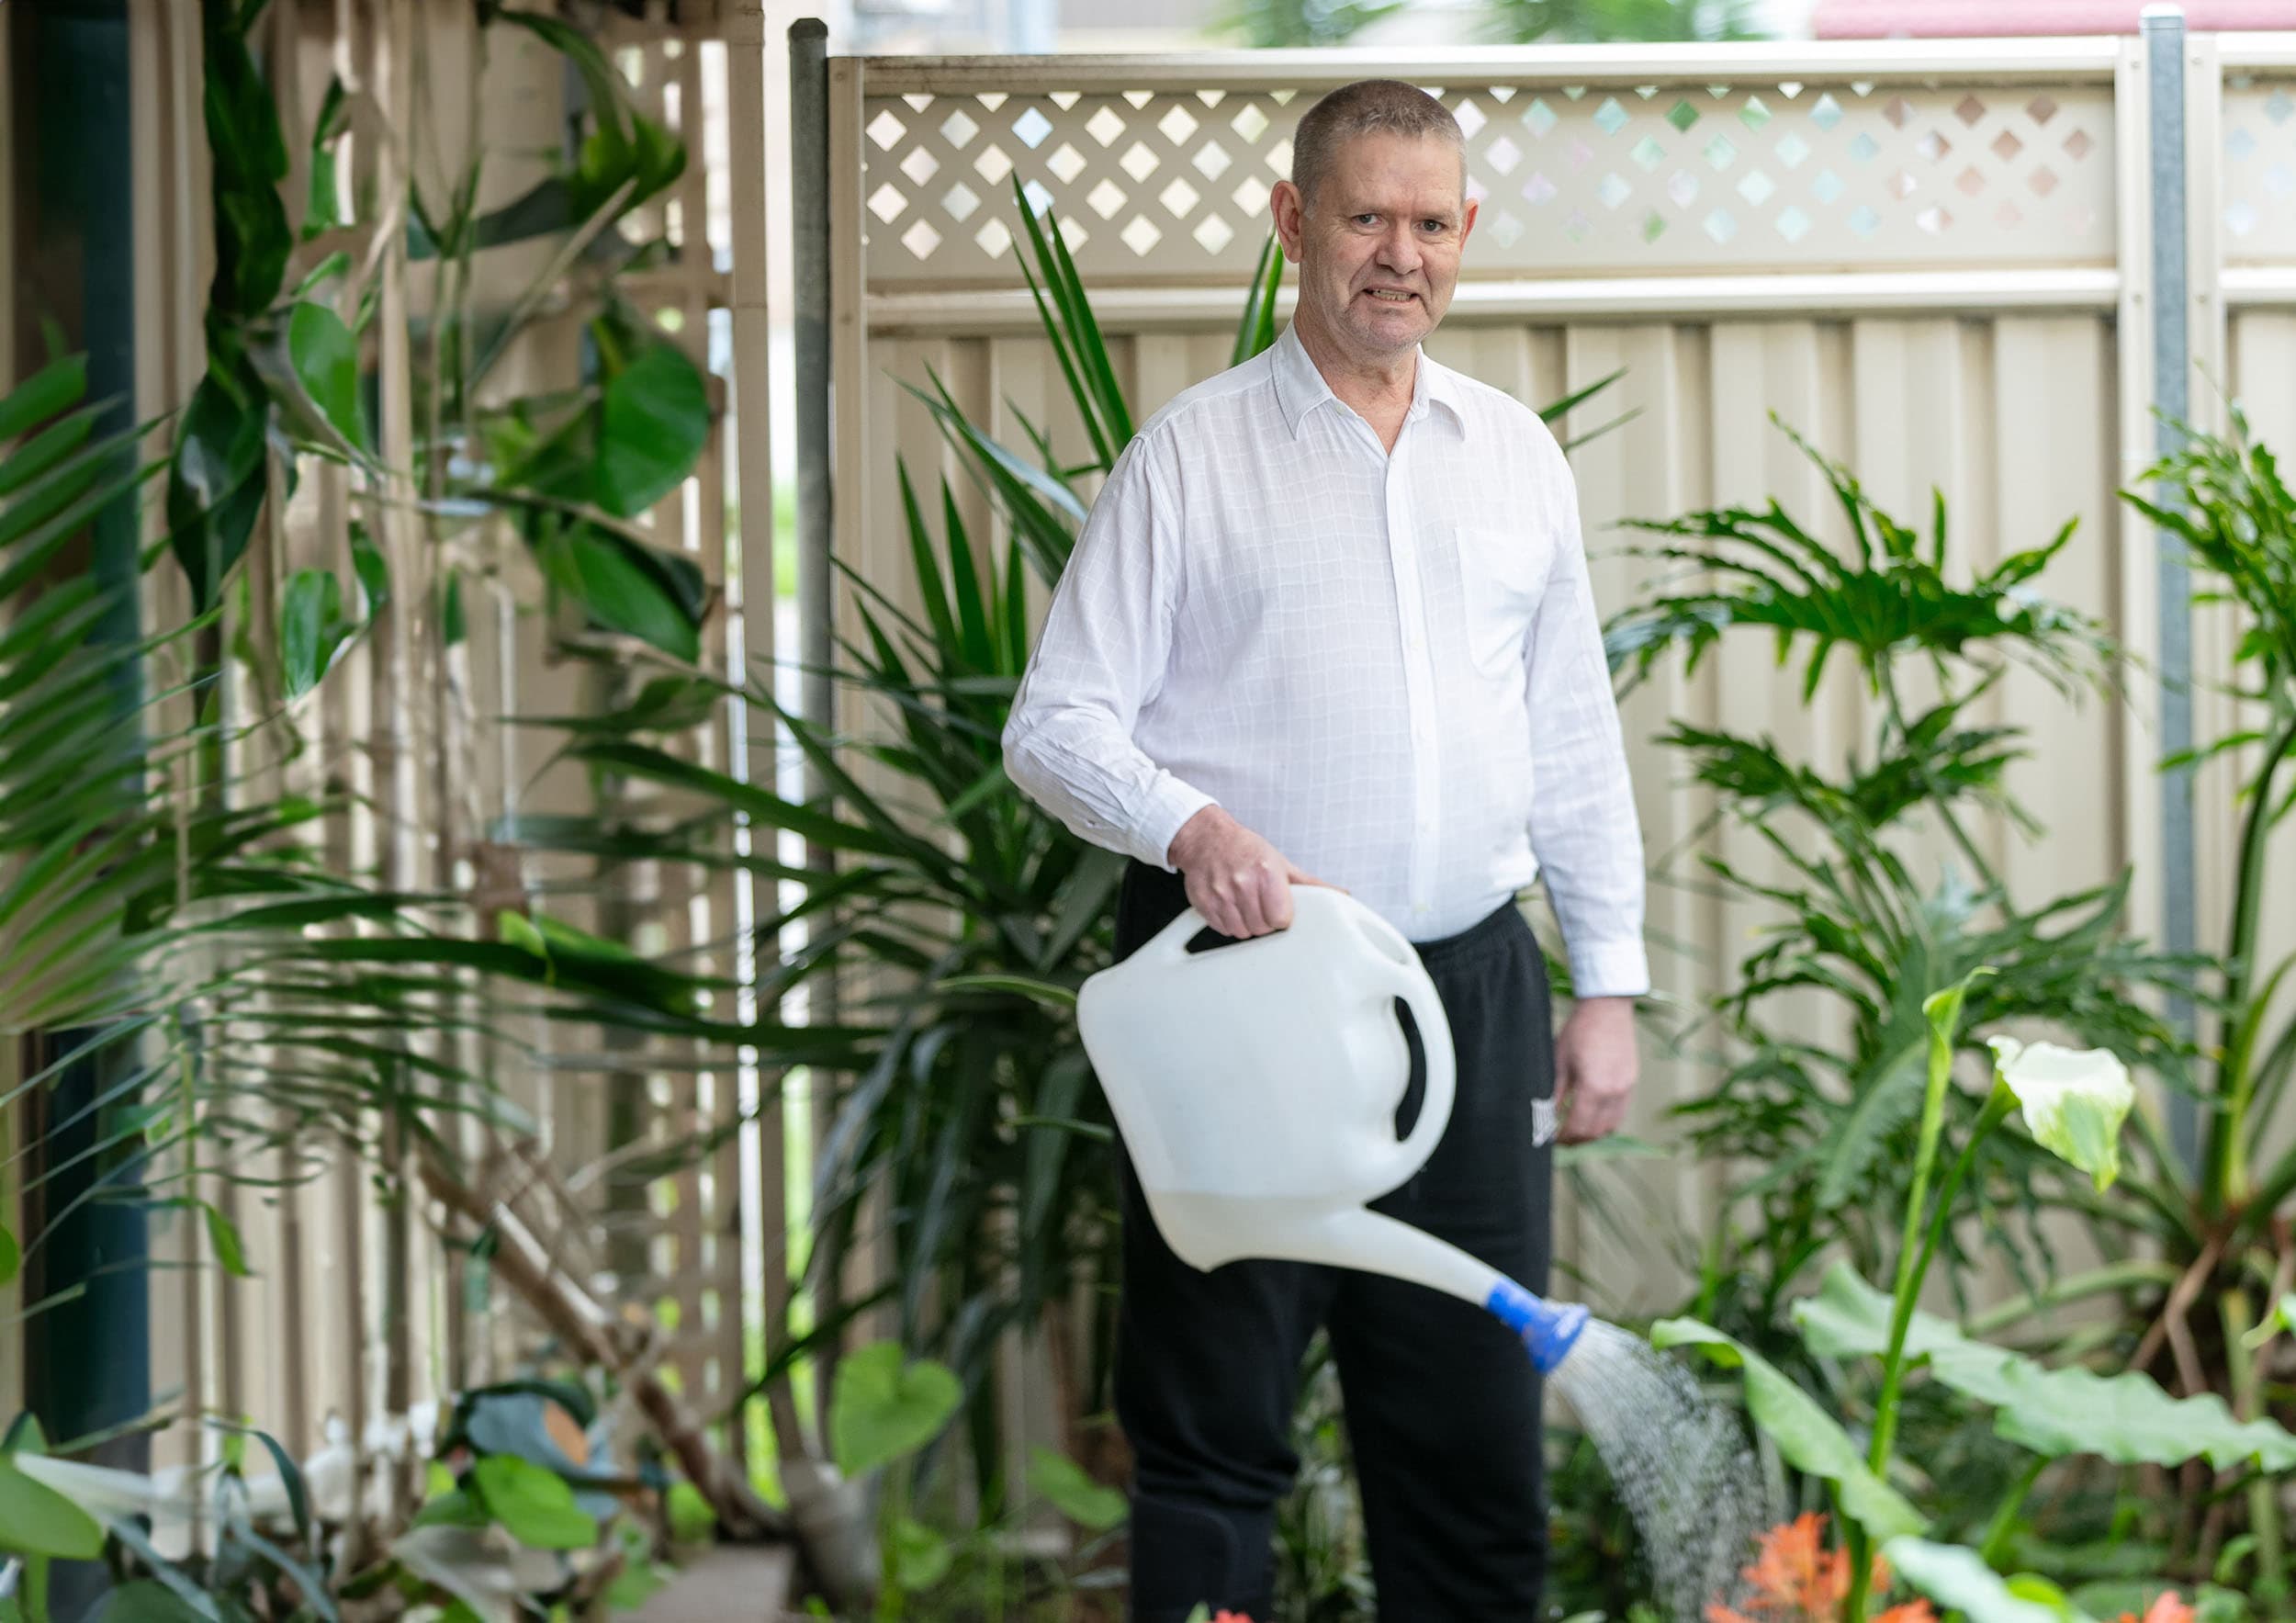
[1001,79,1649,1620]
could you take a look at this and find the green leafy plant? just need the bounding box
[1656,971,2291,1623]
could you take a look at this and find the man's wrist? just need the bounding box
[1165,804,1230,870]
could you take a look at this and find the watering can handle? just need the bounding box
[1347,907,1457,1190]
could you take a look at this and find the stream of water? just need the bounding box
[1548,1318,1777,1623]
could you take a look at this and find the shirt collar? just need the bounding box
[1270,319,1469,440]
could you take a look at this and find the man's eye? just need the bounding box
[1356,214,1378,225]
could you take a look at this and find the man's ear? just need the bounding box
[1270,178,1304,263]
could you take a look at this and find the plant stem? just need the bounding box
[2203,715,2296,1215]
[1978,1456,2049,1569]
[2223,1288,2289,1604]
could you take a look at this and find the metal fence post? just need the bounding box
[2143,1,2201,1172]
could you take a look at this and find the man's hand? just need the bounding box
[1165,806,1345,938]
[1555,996,1639,1144]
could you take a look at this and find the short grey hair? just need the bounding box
[1289,80,1466,212]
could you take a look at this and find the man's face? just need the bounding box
[1274,131,1476,364]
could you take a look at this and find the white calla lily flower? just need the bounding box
[1987,1035,2134,1190]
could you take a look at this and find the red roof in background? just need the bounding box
[1813,0,2296,34]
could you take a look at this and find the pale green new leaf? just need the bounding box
[1794,1262,2296,1470]
[1649,1317,1926,1541]
[1881,1538,2093,1623]
[827,1340,962,1478]
[1986,1036,2134,1190]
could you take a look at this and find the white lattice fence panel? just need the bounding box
[860,78,2116,285]
[2223,73,2296,264]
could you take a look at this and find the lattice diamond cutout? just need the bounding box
[1775,204,1811,241]
[1599,172,1633,209]
[1195,140,1232,179]
[1775,131,1810,168]
[1122,216,1162,255]
[1161,177,1199,216]
[2027,95,2058,125]
[2228,198,2259,236]
[2270,88,2296,123]
[1916,130,1949,163]
[868,182,907,223]
[1160,106,1199,144]
[975,144,1013,185]
[867,109,906,150]
[1813,168,1845,203]
[1889,170,1918,199]
[1811,93,1844,131]
[1057,215,1087,250]
[2271,163,2296,198]
[1641,209,1668,242]
[1023,178,1054,216]
[1486,209,1525,247]
[943,181,981,220]
[1086,178,1127,219]
[2065,129,2094,161]
[1456,101,1487,140]
[902,220,940,258]
[1232,176,1270,218]
[1594,97,1630,136]
[1630,136,1665,171]
[1884,96,1915,129]
[1667,98,1700,132]
[1525,171,1558,205]
[1013,107,1053,149]
[1232,103,1269,142]
[1848,204,1880,236]
[1086,106,1125,147]
[1705,208,1738,242]
[1667,171,1699,208]
[1995,200,2022,228]
[2030,165,2058,196]
[1121,141,1160,182]
[1740,96,1773,131]
[941,108,978,148]
[1955,94,1987,127]
[1052,91,1080,110]
[1705,134,1737,169]
[1993,130,2024,161]
[1267,138,1294,175]
[1523,97,1558,138]
[975,218,1011,257]
[901,147,940,186]
[1047,142,1086,183]
[1956,166,1986,197]
[1486,134,1524,175]
[1916,205,1951,234]
[1194,213,1233,253]
[1738,169,1774,205]
[2230,128,2259,161]
[1849,133,1880,163]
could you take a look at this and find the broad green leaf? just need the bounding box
[1986,1037,2133,1190]
[890,1516,952,1589]
[535,523,703,661]
[596,343,708,518]
[1881,1538,2092,1623]
[1794,1262,2296,1470]
[167,369,268,611]
[287,301,365,450]
[281,569,356,698]
[604,1557,669,1611]
[0,1452,106,1559]
[1027,1447,1127,1530]
[827,1340,962,1477]
[202,1200,251,1277]
[1649,1317,1925,1541]
[471,1454,597,1550]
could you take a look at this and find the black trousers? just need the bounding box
[1111,861,1558,1623]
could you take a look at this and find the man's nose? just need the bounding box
[1377,221,1422,273]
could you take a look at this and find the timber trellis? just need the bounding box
[813,28,2296,1329]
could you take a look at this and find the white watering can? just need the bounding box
[1077,885,1587,1372]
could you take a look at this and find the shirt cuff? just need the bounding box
[1567,939,1651,1001]
[1136,779,1219,873]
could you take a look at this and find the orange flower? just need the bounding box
[1705,1514,1935,1623]
[1211,1614,1254,1623]
[2118,1594,2195,1623]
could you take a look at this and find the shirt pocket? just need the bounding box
[1452,524,1552,678]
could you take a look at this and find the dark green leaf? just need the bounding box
[596,343,708,517]
[287,301,365,450]
[167,368,268,610]
[281,569,355,699]
[535,522,703,661]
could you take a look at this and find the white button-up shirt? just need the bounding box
[1002,321,1651,998]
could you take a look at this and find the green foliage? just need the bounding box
[1480,0,1766,42]
[829,1342,964,1479]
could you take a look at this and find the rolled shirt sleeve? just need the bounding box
[1003,433,1218,872]
[1523,432,1652,999]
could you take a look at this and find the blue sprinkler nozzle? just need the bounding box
[1486,1279,1591,1374]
